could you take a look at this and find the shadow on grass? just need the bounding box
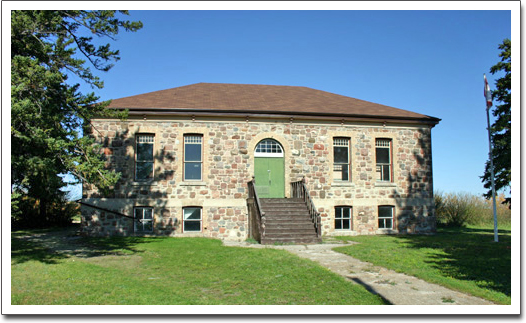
[75,235,163,258]
[442,226,511,235]
[393,227,511,298]
[11,237,69,265]
[348,277,393,305]
[11,226,163,265]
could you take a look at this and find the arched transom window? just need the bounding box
[254,139,284,157]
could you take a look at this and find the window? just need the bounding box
[333,137,351,181]
[135,134,154,181]
[378,206,394,229]
[254,139,284,157]
[335,206,352,230]
[376,139,392,182]
[134,207,153,233]
[184,135,203,181]
[183,207,202,232]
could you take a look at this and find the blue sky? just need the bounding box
[21,5,513,200]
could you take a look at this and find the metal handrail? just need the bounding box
[247,176,266,240]
[291,176,321,237]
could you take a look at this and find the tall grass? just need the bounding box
[434,191,511,228]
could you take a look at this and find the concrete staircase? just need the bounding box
[259,198,322,245]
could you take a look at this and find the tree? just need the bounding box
[11,11,142,226]
[482,39,511,199]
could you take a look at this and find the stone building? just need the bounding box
[81,83,440,243]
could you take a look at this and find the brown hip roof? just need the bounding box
[107,82,440,124]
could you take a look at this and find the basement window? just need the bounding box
[378,205,394,230]
[183,207,202,232]
[134,207,154,233]
[335,206,352,230]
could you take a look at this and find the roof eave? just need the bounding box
[109,107,441,126]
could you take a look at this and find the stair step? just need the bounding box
[265,230,317,235]
[264,212,310,218]
[261,205,305,209]
[265,228,315,233]
[261,205,308,209]
[255,198,321,245]
[264,214,312,218]
[260,204,307,210]
[260,202,306,207]
[263,235,321,240]
[260,198,304,203]
[263,235,319,240]
[265,221,315,226]
[265,218,313,223]
[265,223,313,228]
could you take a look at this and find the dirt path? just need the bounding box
[14,226,105,258]
[223,241,495,305]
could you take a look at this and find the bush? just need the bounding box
[11,194,79,230]
[435,192,474,227]
[434,191,511,228]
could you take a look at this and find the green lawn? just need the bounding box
[11,230,386,305]
[332,226,511,305]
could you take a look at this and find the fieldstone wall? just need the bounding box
[81,115,436,240]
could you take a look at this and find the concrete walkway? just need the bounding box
[223,240,495,305]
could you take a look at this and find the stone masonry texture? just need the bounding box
[81,116,436,240]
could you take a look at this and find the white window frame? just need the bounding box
[134,207,154,233]
[254,139,284,158]
[184,134,203,181]
[183,207,202,232]
[378,205,394,230]
[135,134,155,181]
[376,138,392,182]
[333,137,351,182]
[335,206,352,230]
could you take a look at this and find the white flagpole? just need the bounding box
[484,74,499,243]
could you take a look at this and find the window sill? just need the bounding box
[374,181,397,188]
[180,181,207,187]
[331,182,355,188]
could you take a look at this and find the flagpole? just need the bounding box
[484,74,499,243]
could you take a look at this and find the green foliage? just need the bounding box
[11,234,386,305]
[434,192,475,227]
[245,237,259,244]
[434,191,511,228]
[11,11,141,226]
[482,39,511,198]
[11,196,80,230]
[11,191,23,220]
[334,226,511,304]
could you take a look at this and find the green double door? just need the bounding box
[254,157,285,198]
